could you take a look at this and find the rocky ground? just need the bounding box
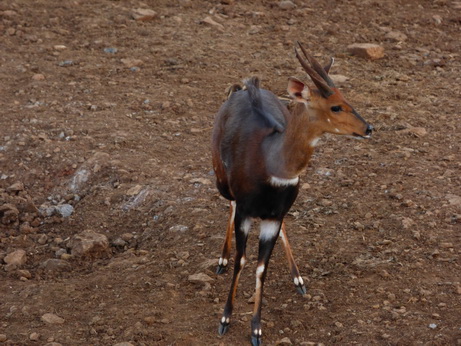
[0,0,460,345]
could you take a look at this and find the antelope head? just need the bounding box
[288,42,373,139]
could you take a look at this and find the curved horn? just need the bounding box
[324,57,334,75]
[294,46,333,98]
[297,42,336,88]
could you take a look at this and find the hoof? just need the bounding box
[251,334,262,346]
[216,257,228,274]
[296,284,307,296]
[293,276,307,295]
[216,264,227,275]
[218,317,230,335]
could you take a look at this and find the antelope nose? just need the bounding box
[365,124,374,137]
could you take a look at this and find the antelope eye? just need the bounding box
[331,105,342,113]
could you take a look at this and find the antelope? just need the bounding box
[211,42,373,345]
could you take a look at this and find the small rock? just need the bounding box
[53,45,67,50]
[347,43,385,60]
[0,203,19,224]
[37,234,48,245]
[112,238,127,247]
[0,334,6,342]
[7,182,24,192]
[17,269,32,279]
[4,249,27,266]
[169,225,189,232]
[276,337,293,345]
[131,8,157,21]
[29,332,40,341]
[40,259,71,271]
[121,233,134,241]
[428,323,437,329]
[32,74,45,81]
[385,31,408,42]
[188,272,213,283]
[41,313,65,325]
[329,74,348,84]
[67,230,109,257]
[126,185,143,196]
[113,343,135,346]
[58,60,74,67]
[55,204,74,217]
[121,58,144,68]
[446,194,461,207]
[201,16,224,30]
[190,178,211,185]
[103,47,118,54]
[397,127,427,137]
[279,1,296,10]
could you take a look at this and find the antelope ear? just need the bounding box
[287,77,309,103]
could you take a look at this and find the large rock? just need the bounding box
[67,230,109,257]
[347,43,384,60]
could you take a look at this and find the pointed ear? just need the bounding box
[287,77,309,103]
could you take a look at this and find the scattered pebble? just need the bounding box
[67,230,109,257]
[131,8,157,21]
[188,272,213,283]
[4,249,27,266]
[41,313,65,325]
[278,1,296,10]
[32,73,45,81]
[103,47,118,54]
[29,332,40,341]
[347,43,385,60]
[201,16,224,30]
[55,204,74,217]
[428,323,437,329]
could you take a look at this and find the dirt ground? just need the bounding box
[1,0,460,345]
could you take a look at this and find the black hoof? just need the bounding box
[218,320,229,335]
[251,334,262,346]
[296,284,307,296]
[216,264,227,275]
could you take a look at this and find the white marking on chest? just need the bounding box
[259,220,281,242]
[269,176,299,187]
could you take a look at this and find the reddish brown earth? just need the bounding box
[1,0,460,345]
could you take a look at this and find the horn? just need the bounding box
[324,57,334,75]
[297,42,335,88]
[294,46,333,98]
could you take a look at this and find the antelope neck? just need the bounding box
[280,103,321,176]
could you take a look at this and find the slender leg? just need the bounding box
[218,212,252,335]
[251,219,281,346]
[279,221,306,295]
[217,201,236,274]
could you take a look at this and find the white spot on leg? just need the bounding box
[223,258,228,266]
[335,128,340,133]
[294,277,299,286]
[299,276,304,286]
[240,256,246,267]
[256,264,265,277]
[230,201,236,220]
[241,218,253,236]
[218,257,223,265]
[259,220,280,242]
